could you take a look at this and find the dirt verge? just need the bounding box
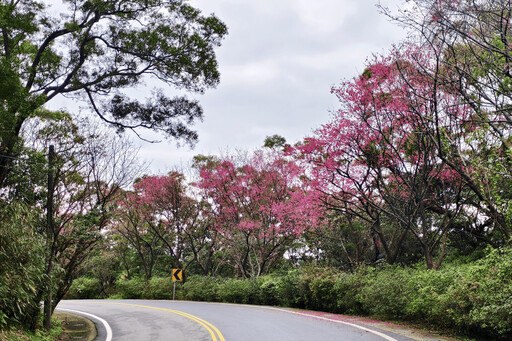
[54,311,97,341]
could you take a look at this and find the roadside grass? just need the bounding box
[0,318,62,341]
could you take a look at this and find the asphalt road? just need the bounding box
[57,300,417,341]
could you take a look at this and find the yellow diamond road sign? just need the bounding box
[172,269,183,281]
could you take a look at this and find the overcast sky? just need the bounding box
[49,0,408,174]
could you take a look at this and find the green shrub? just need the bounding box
[115,278,145,299]
[183,275,221,302]
[436,247,512,338]
[307,274,338,312]
[358,266,412,319]
[285,266,332,310]
[333,270,367,315]
[143,277,174,300]
[217,278,263,304]
[0,203,46,329]
[470,247,512,337]
[404,267,457,324]
[272,269,302,308]
[66,277,102,299]
[258,277,281,306]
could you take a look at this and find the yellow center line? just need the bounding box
[102,302,225,341]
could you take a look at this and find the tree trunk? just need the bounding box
[424,245,434,270]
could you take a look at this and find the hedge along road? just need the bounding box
[56,300,416,341]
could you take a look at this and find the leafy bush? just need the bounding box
[143,277,174,300]
[182,275,221,302]
[0,204,45,329]
[66,277,101,299]
[115,278,146,299]
[217,278,263,304]
[404,266,457,324]
[258,277,281,306]
[358,266,412,319]
[306,272,338,312]
[271,269,302,308]
[333,268,368,315]
[436,247,512,338]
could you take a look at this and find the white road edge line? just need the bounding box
[57,308,113,341]
[270,308,399,341]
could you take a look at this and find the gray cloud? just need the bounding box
[134,0,408,173]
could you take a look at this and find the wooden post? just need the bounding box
[44,145,55,330]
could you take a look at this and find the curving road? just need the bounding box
[57,300,417,341]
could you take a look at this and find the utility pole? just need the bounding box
[44,145,55,330]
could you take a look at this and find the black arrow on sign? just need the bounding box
[172,269,183,281]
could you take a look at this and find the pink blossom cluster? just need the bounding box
[293,43,471,220]
[196,151,323,238]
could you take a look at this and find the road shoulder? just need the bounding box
[278,308,465,341]
[53,311,97,341]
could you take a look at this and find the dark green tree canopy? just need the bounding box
[0,0,227,184]
[263,134,288,149]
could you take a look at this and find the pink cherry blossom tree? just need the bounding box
[137,172,211,271]
[112,189,164,281]
[115,170,221,278]
[381,0,512,241]
[295,44,470,269]
[196,150,322,278]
